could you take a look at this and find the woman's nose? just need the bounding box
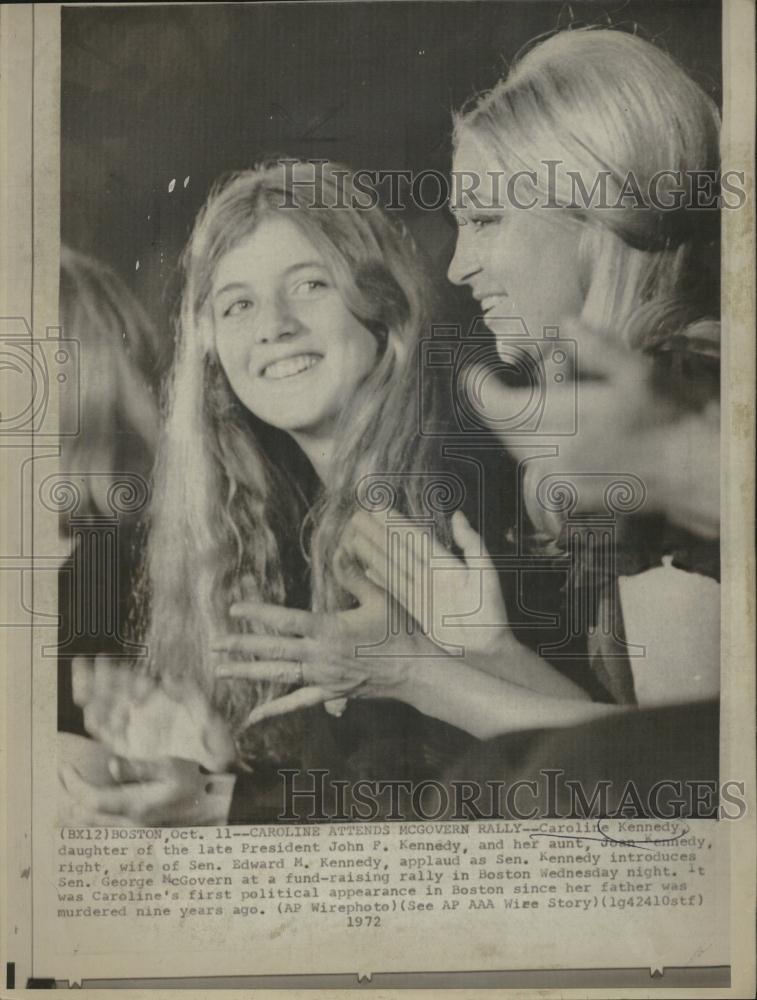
[253,302,301,345]
[447,230,480,287]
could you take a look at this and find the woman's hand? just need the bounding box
[72,656,236,772]
[343,507,513,656]
[212,553,429,724]
[473,320,719,539]
[59,755,235,827]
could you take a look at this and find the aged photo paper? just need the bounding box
[1,1,755,996]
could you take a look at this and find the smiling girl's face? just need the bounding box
[211,215,378,438]
[448,133,586,346]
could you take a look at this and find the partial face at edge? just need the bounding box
[211,216,379,437]
[447,132,587,347]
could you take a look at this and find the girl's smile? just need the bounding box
[259,352,323,380]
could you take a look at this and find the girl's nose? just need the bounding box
[253,302,302,345]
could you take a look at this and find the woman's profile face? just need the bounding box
[211,215,378,437]
[448,132,586,348]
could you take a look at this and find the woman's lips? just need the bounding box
[480,295,508,315]
[260,353,323,380]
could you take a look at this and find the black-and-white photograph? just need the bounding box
[4,0,756,991]
[54,1,727,829]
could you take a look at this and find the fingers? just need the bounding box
[95,655,134,699]
[59,762,136,816]
[343,514,393,589]
[180,684,237,770]
[486,371,577,429]
[561,318,646,379]
[228,602,322,637]
[211,633,315,662]
[216,659,304,684]
[245,687,327,726]
[71,658,94,706]
[333,547,379,605]
[451,509,492,565]
[108,755,164,784]
[131,671,157,704]
[348,510,436,610]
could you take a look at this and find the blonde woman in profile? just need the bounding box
[443,26,722,710]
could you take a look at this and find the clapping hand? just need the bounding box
[211,551,432,724]
[342,507,513,656]
[58,657,237,826]
[70,656,236,771]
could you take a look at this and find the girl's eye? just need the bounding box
[296,278,328,293]
[223,299,253,318]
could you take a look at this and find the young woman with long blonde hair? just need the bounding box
[64,160,594,825]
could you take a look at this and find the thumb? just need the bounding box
[451,510,491,566]
[108,755,161,784]
[171,681,236,771]
[200,717,237,771]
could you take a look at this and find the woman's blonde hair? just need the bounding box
[143,161,447,761]
[59,245,162,517]
[453,28,721,539]
[453,27,721,346]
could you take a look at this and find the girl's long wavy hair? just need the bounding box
[453,27,721,539]
[142,161,446,762]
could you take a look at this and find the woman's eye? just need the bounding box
[296,278,328,293]
[223,299,253,318]
[453,213,498,231]
[469,216,497,230]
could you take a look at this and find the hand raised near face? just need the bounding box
[472,319,719,539]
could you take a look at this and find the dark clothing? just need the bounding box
[226,440,592,824]
[57,519,146,735]
[442,699,720,819]
[230,701,720,823]
[228,700,478,824]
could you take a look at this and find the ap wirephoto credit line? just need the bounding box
[0,1,754,996]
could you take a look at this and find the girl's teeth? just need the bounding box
[263,355,319,380]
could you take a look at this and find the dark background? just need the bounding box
[62,0,722,335]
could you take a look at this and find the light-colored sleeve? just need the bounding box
[619,558,720,708]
